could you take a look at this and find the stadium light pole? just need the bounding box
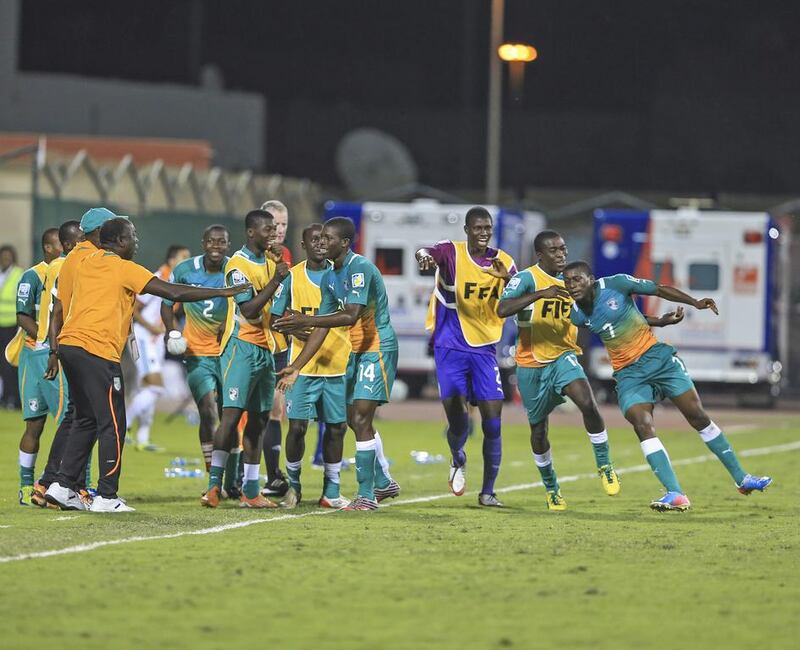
[485,0,504,206]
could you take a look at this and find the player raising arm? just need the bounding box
[563,262,771,512]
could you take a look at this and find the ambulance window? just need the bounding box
[375,247,404,276]
[689,263,719,291]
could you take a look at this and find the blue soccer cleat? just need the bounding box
[737,474,772,495]
[650,491,691,512]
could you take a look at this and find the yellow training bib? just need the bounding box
[515,264,581,367]
[288,261,351,376]
[452,241,514,347]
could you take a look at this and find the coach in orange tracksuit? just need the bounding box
[44,218,250,513]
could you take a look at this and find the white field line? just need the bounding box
[1,440,798,565]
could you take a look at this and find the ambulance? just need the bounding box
[591,208,783,404]
[323,200,546,392]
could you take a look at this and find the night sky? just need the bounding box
[18,0,800,193]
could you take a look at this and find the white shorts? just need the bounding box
[133,324,165,379]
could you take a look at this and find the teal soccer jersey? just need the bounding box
[16,267,44,331]
[319,250,398,353]
[163,255,229,357]
[570,274,659,372]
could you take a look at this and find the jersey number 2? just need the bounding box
[202,300,214,318]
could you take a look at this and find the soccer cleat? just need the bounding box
[90,496,135,512]
[77,489,94,509]
[261,471,290,497]
[737,474,772,495]
[339,496,379,511]
[448,463,466,496]
[374,479,401,502]
[478,493,504,508]
[134,442,163,453]
[239,494,279,509]
[279,487,301,509]
[18,485,34,506]
[318,495,351,509]
[598,464,621,496]
[44,482,86,511]
[201,485,221,508]
[221,486,242,500]
[650,491,691,512]
[546,490,567,511]
[30,482,55,508]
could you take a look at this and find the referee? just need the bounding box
[45,218,251,512]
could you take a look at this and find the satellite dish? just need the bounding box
[336,128,418,199]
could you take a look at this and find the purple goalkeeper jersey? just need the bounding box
[428,241,517,356]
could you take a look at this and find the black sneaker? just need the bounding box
[261,472,289,497]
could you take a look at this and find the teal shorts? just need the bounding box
[346,350,397,405]
[184,355,221,404]
[220,337,275,413]
[613,342,695,416]
[516,351,586,424]
[19,347,68,422]
[286,374,347,424]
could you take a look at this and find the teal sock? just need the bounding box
[374,458,391,489]
[243,478,260,499]
[223,450,241,490]
[355,448,376,500]
[588,431,611,467]
[208,465,224,489]
[323,462,342,498]
[533,451,559,492]
[286,461,302,492]
[19,465,34,487]
[702,426,746,484]
[642,438,683,493]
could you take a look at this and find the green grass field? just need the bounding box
[0,407,798,649]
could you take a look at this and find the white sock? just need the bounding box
[130,386,162,444]
[324,462,342,484]
[355,439,377,452]
[373,431,392,478]
[243,463,260,483]
[587,430,608,444]
[533,449,553,467]
[698,421,722,442]
[640,437,666,458]
[286,460,302,472]
[211,450,229,469]
[19,450,36,468]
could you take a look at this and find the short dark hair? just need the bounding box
[465,206,492,227]
[534,230,564,252]
[325,217,356,243]
[0,244,17,262]
[245,209,274,230]
[563,260,593,276]
[302,223,323,243]
[58,220,81,247]
[99,218,133,247]
[165,245,190,263]
[41,227,60,252]
[203,224,229,239]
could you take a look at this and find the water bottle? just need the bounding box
[410,450,446,465]
[164,467,204,478]
[170,457,202,467]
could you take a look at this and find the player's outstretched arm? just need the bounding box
[239,261,290,319]
[497,285,570,318]
[160,301,176,333]
[415,248,438,272]
[276,326,330,392]
[142,277,252,302]
[655,285,719,315]
[646,306,685,327]
[275,303,363,332]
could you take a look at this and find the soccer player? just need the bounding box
[497,231,622,510]
[270,223,351,509]
[563,261,772,511]
[127,244,191,451]
[14,228,63,504]
[274,216,400,511]
[160,226,231,472]
[259,199,291,497]
[44,218,249,512]
[415,206,515,507]
[201,209,288,509]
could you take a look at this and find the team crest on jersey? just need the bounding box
[351,273,365,288]
[231,270,247,286]
[28,398,39,412]
[229,387,239,401]
[113,377,122,392]
[17,283,30,300]
[506,277,521,291]
[285,399,292,414]
[274,283,284,299]
[607,299,619,311]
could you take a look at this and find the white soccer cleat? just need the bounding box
[90,496,136,513]
[44,482,86,511]
[318,495,351,509]
[448,463,466,496]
